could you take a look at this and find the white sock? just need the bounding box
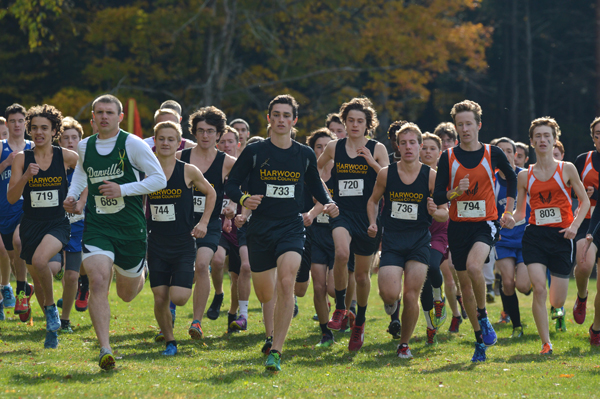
[423,310,434,329]
[433,287,442,302]
[239,300,249,318]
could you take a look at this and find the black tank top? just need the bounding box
[332,138,378,212]
[147,160,194,236]
[382,163,432,232]
[22,146,68,221]
[180,148,225,223]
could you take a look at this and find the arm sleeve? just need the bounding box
[120,136,167,197]
[574,153,587,199]
[224,146,254,204]
[588,200,600,236]
[67,139,89,198]
[492,146,517,199]
[304,148,332,205]
[433,151,450,205]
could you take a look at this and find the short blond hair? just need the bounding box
[154,108,180,124]
[154,121,182,141]
[529,117,561,140]
[396,123,422,144]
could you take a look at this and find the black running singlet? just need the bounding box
[382,163,432,232]
[22,146,68,221]
[180,148,225,223]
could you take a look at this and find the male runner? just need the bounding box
[515,142,530,168]
[0,117,8,139]
[433,100,517,362]
[318,97,389,351]
[145,107,195,150]
[326,113,347,139]
[0,116,15,314]
[225,94,338,371]
[230,118,250,152]
[387,120,407,164]
[64,94,167,369]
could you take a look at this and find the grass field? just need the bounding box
[1,275,600,398]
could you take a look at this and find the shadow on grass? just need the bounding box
[10,369,116,386]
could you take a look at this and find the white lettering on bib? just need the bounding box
[151,204,176,222]
[94,195,125,214]
[338,179,363,197]
[457,200,486,218]
[194,196,205,213]
[535,207,562,225]
[31,190,58,208]
[391,201,418,220]
[266,184,295,198]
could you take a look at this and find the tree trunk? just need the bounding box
[596,0,600,115]
[525,0,535,121]
[509,0,519,139]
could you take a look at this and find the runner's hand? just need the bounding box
[500,212,515,229]
[192,221,208,238]
[559,225,577,240]
[323,203,339,218]
[243,195,263,210]
[427,197,437,215]
[367,224,378,238]
[302,212,314,227]
[63,196,77,213]
[99,180,122,199]
[222,218,232,233]
[234,214,247,228]
[24,163,40,179]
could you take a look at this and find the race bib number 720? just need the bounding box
[338,179,363,197]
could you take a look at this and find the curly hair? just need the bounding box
[188,106,227,138]
[339,97,379,136]
[529,117,561,141]
[26,104,63,136]
[61,116,84,140]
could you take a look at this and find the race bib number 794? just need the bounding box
[457,200,486,218]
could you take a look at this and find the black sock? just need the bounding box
[391,300,400,321]
[166,340,177,347]
[320,323,332,336]
[228,312,236,326]
[79,275,89,287]
[349,305,356,315]
[420,278,433,312]
[593,328,600,334]
[335,289,346,310]
[475,330,483,344]
[16,281,25,295]
[499,286,509,314]
[60,319,70,328]
[504,293,521,328]
[355,305,367,326]
[579,294,588,302]
[477,307,487,320]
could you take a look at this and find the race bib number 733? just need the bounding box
[266,184,295,198]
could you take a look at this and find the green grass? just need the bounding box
[1,276,600,398]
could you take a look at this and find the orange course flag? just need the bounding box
[124,98,143,138]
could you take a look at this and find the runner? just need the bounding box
[326,113,347,139]
[387,120,407,164]
[0,118,8,139]
[493,137,531,339]
[368,123,448,358]
[8,104,78,348]
[515,142,530,168]
[64,94,167,369]
[230,118,250,152]
[148,121,216,356]
[0,116,15,316]
[433,100,517,362]
[144,107,195,150]
[553,140,565,161]
[317,97,389,351]
[515,117,588,354]
[177,106,236,337]
[225,94,339,371]
[572,117,600,326]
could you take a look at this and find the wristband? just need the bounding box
[503,211,513,216]
[448,191,460,201]
[240,194,251,208]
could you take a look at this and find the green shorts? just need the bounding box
[82,230,147,277]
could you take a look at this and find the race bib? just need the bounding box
[338,179,363,197]
[457,200,486,218]
[266,184,295,198]
[31,190,59,208]
[221,198,231,213]
[94,195,125,214]
[194,195,205,213]
[316,212,330,224]
[535,207,562,225]
[67,212,84,224]
[151,204,176,222]
[391,201,418,220]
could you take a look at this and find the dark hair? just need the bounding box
[26,104,63,135]
[230,118,250,133]
[246,136,264,146]
[325,113,343,128]
[339,97,379,136]
[515,142,529,157]
[92,94,123,115]
[307,128,336,150]
[387,120,408,141]
[450,99,482,124]
[268,94,299,119]
[160,100,182,116]
[188,106,227,138]
[422,132,442,150]
[494,137,516,153]
[5,103,27,119]
[433,122,457,141]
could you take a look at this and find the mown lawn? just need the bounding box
[1,275,599,398]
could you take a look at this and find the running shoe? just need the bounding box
[229,314,247,331]
[75,283,89,312]
[1,285,15,308]
[479,317,497,346]
[207,293,224,320]
[339,314,349,332]
[387,319,401,339]
[348,323,365,351]
[154,331,165,342]
[14,283,34,315]
[293,295,299,318]
[19,307,32,323]
[313,313,319,321]
[486,284,495,303]
[44,331,58,349]
[384,301,398,316]
[99,347,115,370]
[162,342,177,356]
[510,326,523,339]
[54,262,65,281]
[573,295,587,325]
[431,297,447,328]
[60,320,73,334]
[0,300,4,321]
[540,342,553,355]
[45,305,61,332]
[471,342,487,362]
[347,308,356,330]
[589,325,600,346]
[188,320,203,340]
[327,309,347,331]
[457,296,468,319]
[397,343,413,359]
[426,327,437,345]
[265,351,281,371]
[57,298,63,309]
[448,316,462,333]
[550,306,564,320]
[555,316,567,332]
[315,333,335,348]
[261,336,273,355]
[498,311,511,324]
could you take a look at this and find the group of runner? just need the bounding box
[0,94,599,372]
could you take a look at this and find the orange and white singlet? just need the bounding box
[527,162,573,229]
[448,144,497,222]
[578,151,599,219]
